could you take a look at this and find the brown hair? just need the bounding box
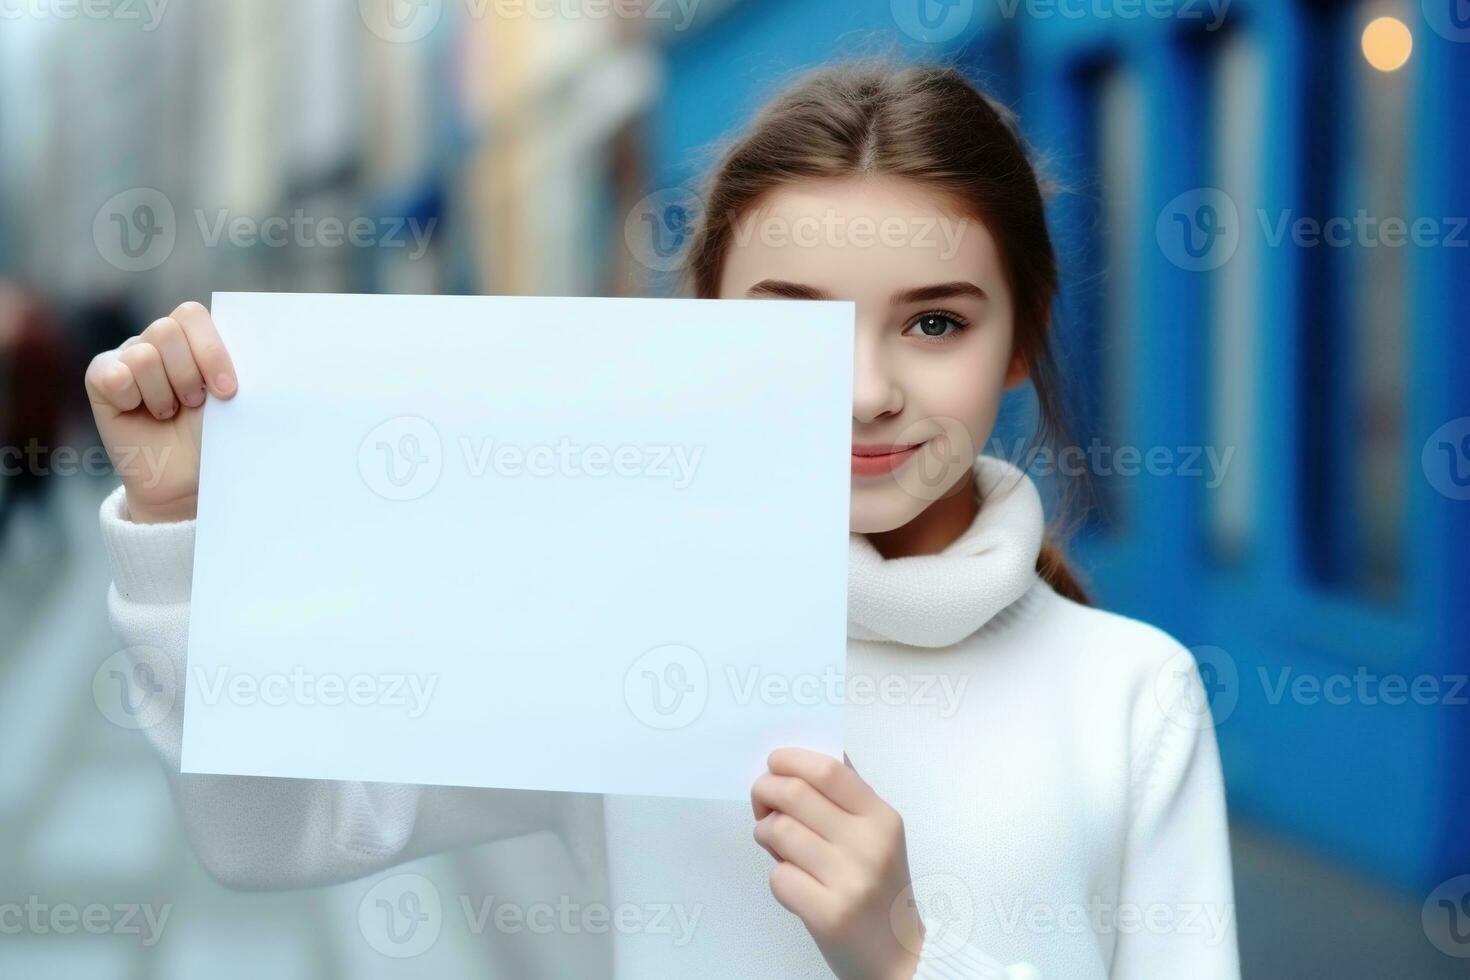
[676,60,1091,605]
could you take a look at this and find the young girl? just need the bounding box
[87,63,1238,978]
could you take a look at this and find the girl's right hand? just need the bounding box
[84,301,238,524]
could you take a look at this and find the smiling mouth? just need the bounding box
[850,442,926,477]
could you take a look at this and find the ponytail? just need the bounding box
[1036,541,1090,605]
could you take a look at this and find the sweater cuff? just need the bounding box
[912,934,1039,980]
[98,483,197,604]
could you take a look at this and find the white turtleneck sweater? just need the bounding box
[98,455,1239,979]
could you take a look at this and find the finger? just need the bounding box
[751,773,847,841]
[767,861,827,925]
[754,812,843,885]
[768,747,878,816]
[84,352,141,416]
[170,301,236,397]
[117,342,177,418]
[141,316,206,408]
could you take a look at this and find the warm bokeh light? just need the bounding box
[1361,16,1413,72]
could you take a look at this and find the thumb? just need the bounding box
[843,752,856,772]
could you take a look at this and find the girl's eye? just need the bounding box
[902,311,970,343]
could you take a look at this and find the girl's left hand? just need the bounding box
[751,747,925,980]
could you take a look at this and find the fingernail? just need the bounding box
[215,373,236,395]
[184,388,204,407]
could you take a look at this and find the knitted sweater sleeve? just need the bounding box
[1109,647,1241,978]
[97,484,597,892]
[909,636,1239,980]
[912,941,1041,979]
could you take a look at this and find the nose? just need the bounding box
[851,327,902,424]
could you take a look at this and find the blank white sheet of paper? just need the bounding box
[181,291,854,802]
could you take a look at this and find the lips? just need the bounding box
[851,442,926,477]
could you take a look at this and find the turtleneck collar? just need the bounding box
[847,454,1045,648]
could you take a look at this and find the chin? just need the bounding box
[847,486,928,535]
[848,459,976,535]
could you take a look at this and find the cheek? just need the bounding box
[900,333,1013,430]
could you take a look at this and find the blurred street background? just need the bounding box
[1,0,1467,977]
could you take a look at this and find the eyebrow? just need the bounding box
[744,279,988,304]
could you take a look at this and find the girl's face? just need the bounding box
[717,176,1026,534]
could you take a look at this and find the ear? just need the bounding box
[1003,350,1029,389]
